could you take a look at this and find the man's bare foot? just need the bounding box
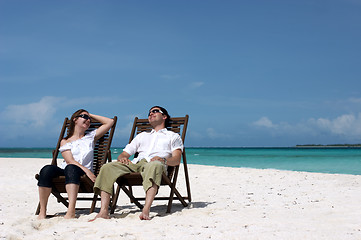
[64,213,76,219]
[88,212,110,222]
[139,210,151,220]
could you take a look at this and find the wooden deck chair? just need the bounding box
[110,115,191,214]
[35,116,117,215]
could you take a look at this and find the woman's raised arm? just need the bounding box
[89,114,114,142]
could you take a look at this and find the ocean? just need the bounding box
[1,147,361,175]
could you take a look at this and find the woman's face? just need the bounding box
[75,111,91,129]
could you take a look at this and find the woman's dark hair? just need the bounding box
[64,109,89,140]
[150,106,171,128]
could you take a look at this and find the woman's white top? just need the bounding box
[59,130,97,172]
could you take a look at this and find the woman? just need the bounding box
[37,109,114,219]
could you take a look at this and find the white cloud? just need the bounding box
[253,113,361,140]
[0,96,65,143]
[253,117,277,129]
[348,98,361,104]
[206,128,231,139]
[2,96,63,128]
[309,113,361,137]
[190,81,204,89]
[188,130,204,140]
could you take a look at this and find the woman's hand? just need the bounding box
[90,113,114,142]
[85,169,96,182]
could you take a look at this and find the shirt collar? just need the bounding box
[150,128,167,134]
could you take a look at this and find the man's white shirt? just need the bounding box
[123,128,183,164]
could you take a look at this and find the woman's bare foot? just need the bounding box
[89,212,110,222]
[37,213,47,220]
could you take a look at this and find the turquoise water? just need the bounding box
[1,147,361,175]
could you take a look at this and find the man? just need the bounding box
[92,106,183,220]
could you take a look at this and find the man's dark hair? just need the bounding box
[150,106,171,128]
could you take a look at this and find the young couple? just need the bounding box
[37,106,183,221]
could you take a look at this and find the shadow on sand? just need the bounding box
[44,201,213,219]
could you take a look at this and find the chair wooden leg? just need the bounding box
[90,194,98,213]
[183,163,192,202]
[110,185,121,214]
[121,185,143,209]
[35,202,41,215]
[173,188,188,206]
[166,178,176,213]
[162,174,188,213]
[166,189,175,213]
[129,186,133,203]
[52,191,69,207]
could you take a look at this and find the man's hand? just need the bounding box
[117,157,131,165]
[150,156,166,164]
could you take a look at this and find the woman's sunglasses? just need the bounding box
[148,109,164,116]
[77,114,91,121]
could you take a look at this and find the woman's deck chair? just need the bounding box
[35,116,117,215]
[110,115,191,214]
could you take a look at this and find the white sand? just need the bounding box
[1,158,361,240]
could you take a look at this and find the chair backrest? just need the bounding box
[129,115,189,175]
[130,116,188,142]
[51,116,117,175]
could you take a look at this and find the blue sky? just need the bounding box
[1,0,361,147]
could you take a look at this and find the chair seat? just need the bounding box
[116,169,174,186]
[117,173,144,185]
[35,172,95,193]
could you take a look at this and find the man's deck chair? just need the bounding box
[35,116,117,215]
[110,115,191,213]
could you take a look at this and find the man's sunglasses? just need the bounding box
[148,109,164,116]
[77,114,91,121]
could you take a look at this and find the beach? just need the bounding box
[1,158,361,240]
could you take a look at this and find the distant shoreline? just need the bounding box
[295,144,361,148]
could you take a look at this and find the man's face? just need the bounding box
[148,108,165,123]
